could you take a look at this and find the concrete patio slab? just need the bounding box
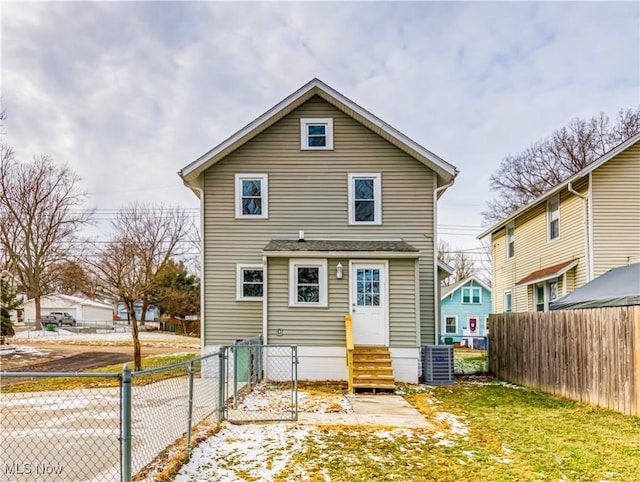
[297,394,428,428]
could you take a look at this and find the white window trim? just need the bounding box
[535,278,559,312]
[235,174,268,219]
[461,286,482,304]
[300,118,334,150]
[236,264,264,301]
[504,290,512,313]
[547,195,560,241]
[444,315,458,334]
[289,258,328,307]
[506,222,515,259]
[348,173,382,225]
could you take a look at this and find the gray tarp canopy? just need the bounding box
[550,263,640,310]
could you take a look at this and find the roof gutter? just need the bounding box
[433,178,455,345]
[568,181,591,282]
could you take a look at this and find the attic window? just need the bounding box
[300,118,333,150]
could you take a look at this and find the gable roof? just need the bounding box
[441,275,492,300]
[179,78,458,190]
[478,132,640,240]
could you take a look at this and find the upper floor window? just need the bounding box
[348,173,382,225]
[289,259,328,307]
[300,118,333,150]
[504,290,513,313]
[548,195,560,241]
[462,286,481,304]
[235,174,268,219]
[236,264,264,300]
[506,222,515,259]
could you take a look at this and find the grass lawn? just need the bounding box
[171,379,640,482]
[282,381,640,481]
[1,353,198,393]
[284,381,640,482]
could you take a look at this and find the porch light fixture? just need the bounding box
[336,262,343,279]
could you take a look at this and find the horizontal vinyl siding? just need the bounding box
[490,179,588,314]
[591,143,640,277]
[203,96,434,345]
[267,257,348,345]
[389,258,418,347]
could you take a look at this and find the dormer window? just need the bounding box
[300,118,333,150]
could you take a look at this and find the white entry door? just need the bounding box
[351,262,387,346]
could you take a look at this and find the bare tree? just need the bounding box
[483,108,640,224]
[438,241,476,286]
[0,150,91,329]
[92,203,191,371]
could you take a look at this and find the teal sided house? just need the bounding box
[440,276,492,346]
[179,79,458,386]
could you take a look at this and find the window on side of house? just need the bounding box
[289,259,328,307]
[444,316,457,334]
[548,195,560,241]
[300,118,333,150]
[462,287,481,304]
[506,222,515,259]
[504,290,513,313]
[348,173,382,225]
[235,174,268,219]
[236,264,264,301]
[534,278,559,312]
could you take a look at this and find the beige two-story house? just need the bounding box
[179,79,458,384]
[479,133,640,313]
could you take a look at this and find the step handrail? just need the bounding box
[345,313,354,393]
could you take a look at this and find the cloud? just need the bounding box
[1,1,638,251]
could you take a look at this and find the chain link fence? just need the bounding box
[1,336,298,481]
[222,342,298,423]
[0,373,122,482]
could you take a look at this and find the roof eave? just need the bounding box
[264,250,420,259]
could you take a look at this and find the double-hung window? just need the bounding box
[236,264,264,300]
[504,290,513,313]
[506,222,515,259]
[300,118,333,150]
[289,259,328,307]
[235,174,268,219]
[548,195,560,241]
[348,173,382,225]
[444,316,457,334]
[535,279,559,312]
[462,286,481,304]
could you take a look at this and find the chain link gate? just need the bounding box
[219,342,298,423]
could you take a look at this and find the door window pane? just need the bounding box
[356,268,380,306]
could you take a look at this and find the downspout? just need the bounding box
[568,181,591,282]
[262,254,268,345]
[433,178,455,345]
[189,182,206,353]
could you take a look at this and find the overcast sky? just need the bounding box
[2,1,638,267]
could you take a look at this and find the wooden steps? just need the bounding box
[352,346,396,391]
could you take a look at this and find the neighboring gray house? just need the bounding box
[179,79,458,383]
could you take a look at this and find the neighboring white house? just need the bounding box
[23,294,114,324]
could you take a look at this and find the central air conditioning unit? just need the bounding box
[422,345,454,385]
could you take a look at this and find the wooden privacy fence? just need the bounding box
[488,306,640,416]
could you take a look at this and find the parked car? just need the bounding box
[41,312,76,327]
